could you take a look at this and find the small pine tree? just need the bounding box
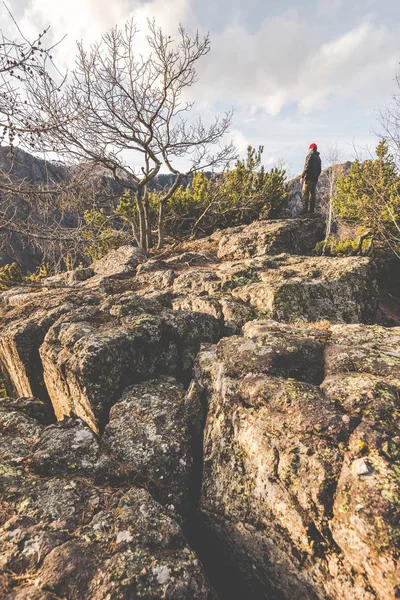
[0,262,24,291]
[82,209,123,262]
[165,146,287,238]
[334,141,400,255]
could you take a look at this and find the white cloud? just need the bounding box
[195,15,399,118]
[16,0,192,68]
[230,129,249,154]
[2,0,399,173]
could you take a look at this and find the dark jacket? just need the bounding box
[302,149,321,183]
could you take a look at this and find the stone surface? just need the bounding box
[217,215,326,260]
[195,320,400,600]
[1,481,214,600]
[171,254,378,324]
[0,400,214,600]
[93,245,146,277]
[101,377,193,513]
[0,396,54,425]
[0,214,395,600]
[226,254,377,324]
[0,290,74,399]
[30,417,104,477]
[40,293,221,432]
[44,267,95,288]
[325,323,400,378]
[0,399,45,488]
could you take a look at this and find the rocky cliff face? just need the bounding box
[0,215,398,600]
[196,321,400,600]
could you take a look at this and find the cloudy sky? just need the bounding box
[3,0,400,174]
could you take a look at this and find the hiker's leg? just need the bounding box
[302,182,310,213]
[310,182,317,213]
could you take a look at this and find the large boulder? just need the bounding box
[93,245,146,277]
[43,267,95,288]
[172,294,256,335]
[1,480,214,599]
[40,293,221,432]
[227,255,378,323]
[217,215,326,260]
[195,320,400,600]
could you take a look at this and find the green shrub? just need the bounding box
[0,263,24,291]
[83,209,125,262]
[165,146,288,239]
[334,141,400,257]
[314,229,373,257]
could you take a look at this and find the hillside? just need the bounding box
[0,147,77,272]
[0,145,353,274]
[0,214,399,600]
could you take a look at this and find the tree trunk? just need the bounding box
[322,198,333,256]
[144,188,152,249]
[157,200,166,250]
[352,231,373,256]
[131,220,140,246]
[136,188,147,250]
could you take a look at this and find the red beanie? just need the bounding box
[309,143,317,149]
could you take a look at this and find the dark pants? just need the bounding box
[302,181,317,213]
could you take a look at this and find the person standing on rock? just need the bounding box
[300,143,322,214]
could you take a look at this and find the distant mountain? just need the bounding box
[0,147,121,272]
[0,147,69,271]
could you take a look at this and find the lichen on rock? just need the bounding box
[195,320,400,600]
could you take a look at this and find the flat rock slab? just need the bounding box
[195,320,400,600]
[217,215,326,260]
[172,254,378,325]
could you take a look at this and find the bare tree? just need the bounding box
[0,8,75,273]
[379,69,400,166]
[0,155,129,271]
[24,19,236,250]
[0,3,64,148]
[320,144,342,255]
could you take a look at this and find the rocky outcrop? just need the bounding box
[0,212,396,600]
[39,294,220,432]
[172,254,378,324]
[217,214,326,259]
[93,245,146,277]
[195,320,400,600]
[0,290,74,400]
[0,399,214,599]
